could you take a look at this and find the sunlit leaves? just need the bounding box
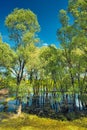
[5,8,40,47]
[59,10,69,27]
[5,8,40,33]
[0,36,16,68]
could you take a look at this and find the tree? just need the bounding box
[57,9,76,90]
[57,0,87,110]
[40,45,63,93]
[5,8,40,111]
[5,8,40,47]
[0,35,16,99]
[5,8,40,85]
[68,0,87,93]
[0,36,15,68]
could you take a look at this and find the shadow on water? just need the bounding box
[0,91,87,121]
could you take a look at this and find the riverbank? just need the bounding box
[0,112,87,130]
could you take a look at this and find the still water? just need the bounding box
[0,93,87,112]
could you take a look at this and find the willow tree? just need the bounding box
[68,0,87,92]
[40,45,62,93]
[5,8,40,102]
[0,35,16,89]
[57,9,76,91]
[57,0,87,111]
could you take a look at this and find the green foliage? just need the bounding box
[0,36,16,68]
[5,8,40,47]
[56,0,87,94]
[79,94,87,102]
[0,2,87,117]
[59,9,69,26]
[4,8,41,101]
[0,113,87,130]
[40,45,60,80]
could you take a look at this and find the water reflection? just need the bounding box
[0,92,87,113]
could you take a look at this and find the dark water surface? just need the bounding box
[0,93,87,113]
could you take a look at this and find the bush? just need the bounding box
[66,112,78,121]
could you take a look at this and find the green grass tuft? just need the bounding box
[0,113,87,130]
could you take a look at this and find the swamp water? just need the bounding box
[0,92,87,114]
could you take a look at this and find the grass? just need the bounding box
[0,112,87,130]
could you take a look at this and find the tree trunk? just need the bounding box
[17,103,22,116]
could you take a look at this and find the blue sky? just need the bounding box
[0,0,68,47]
